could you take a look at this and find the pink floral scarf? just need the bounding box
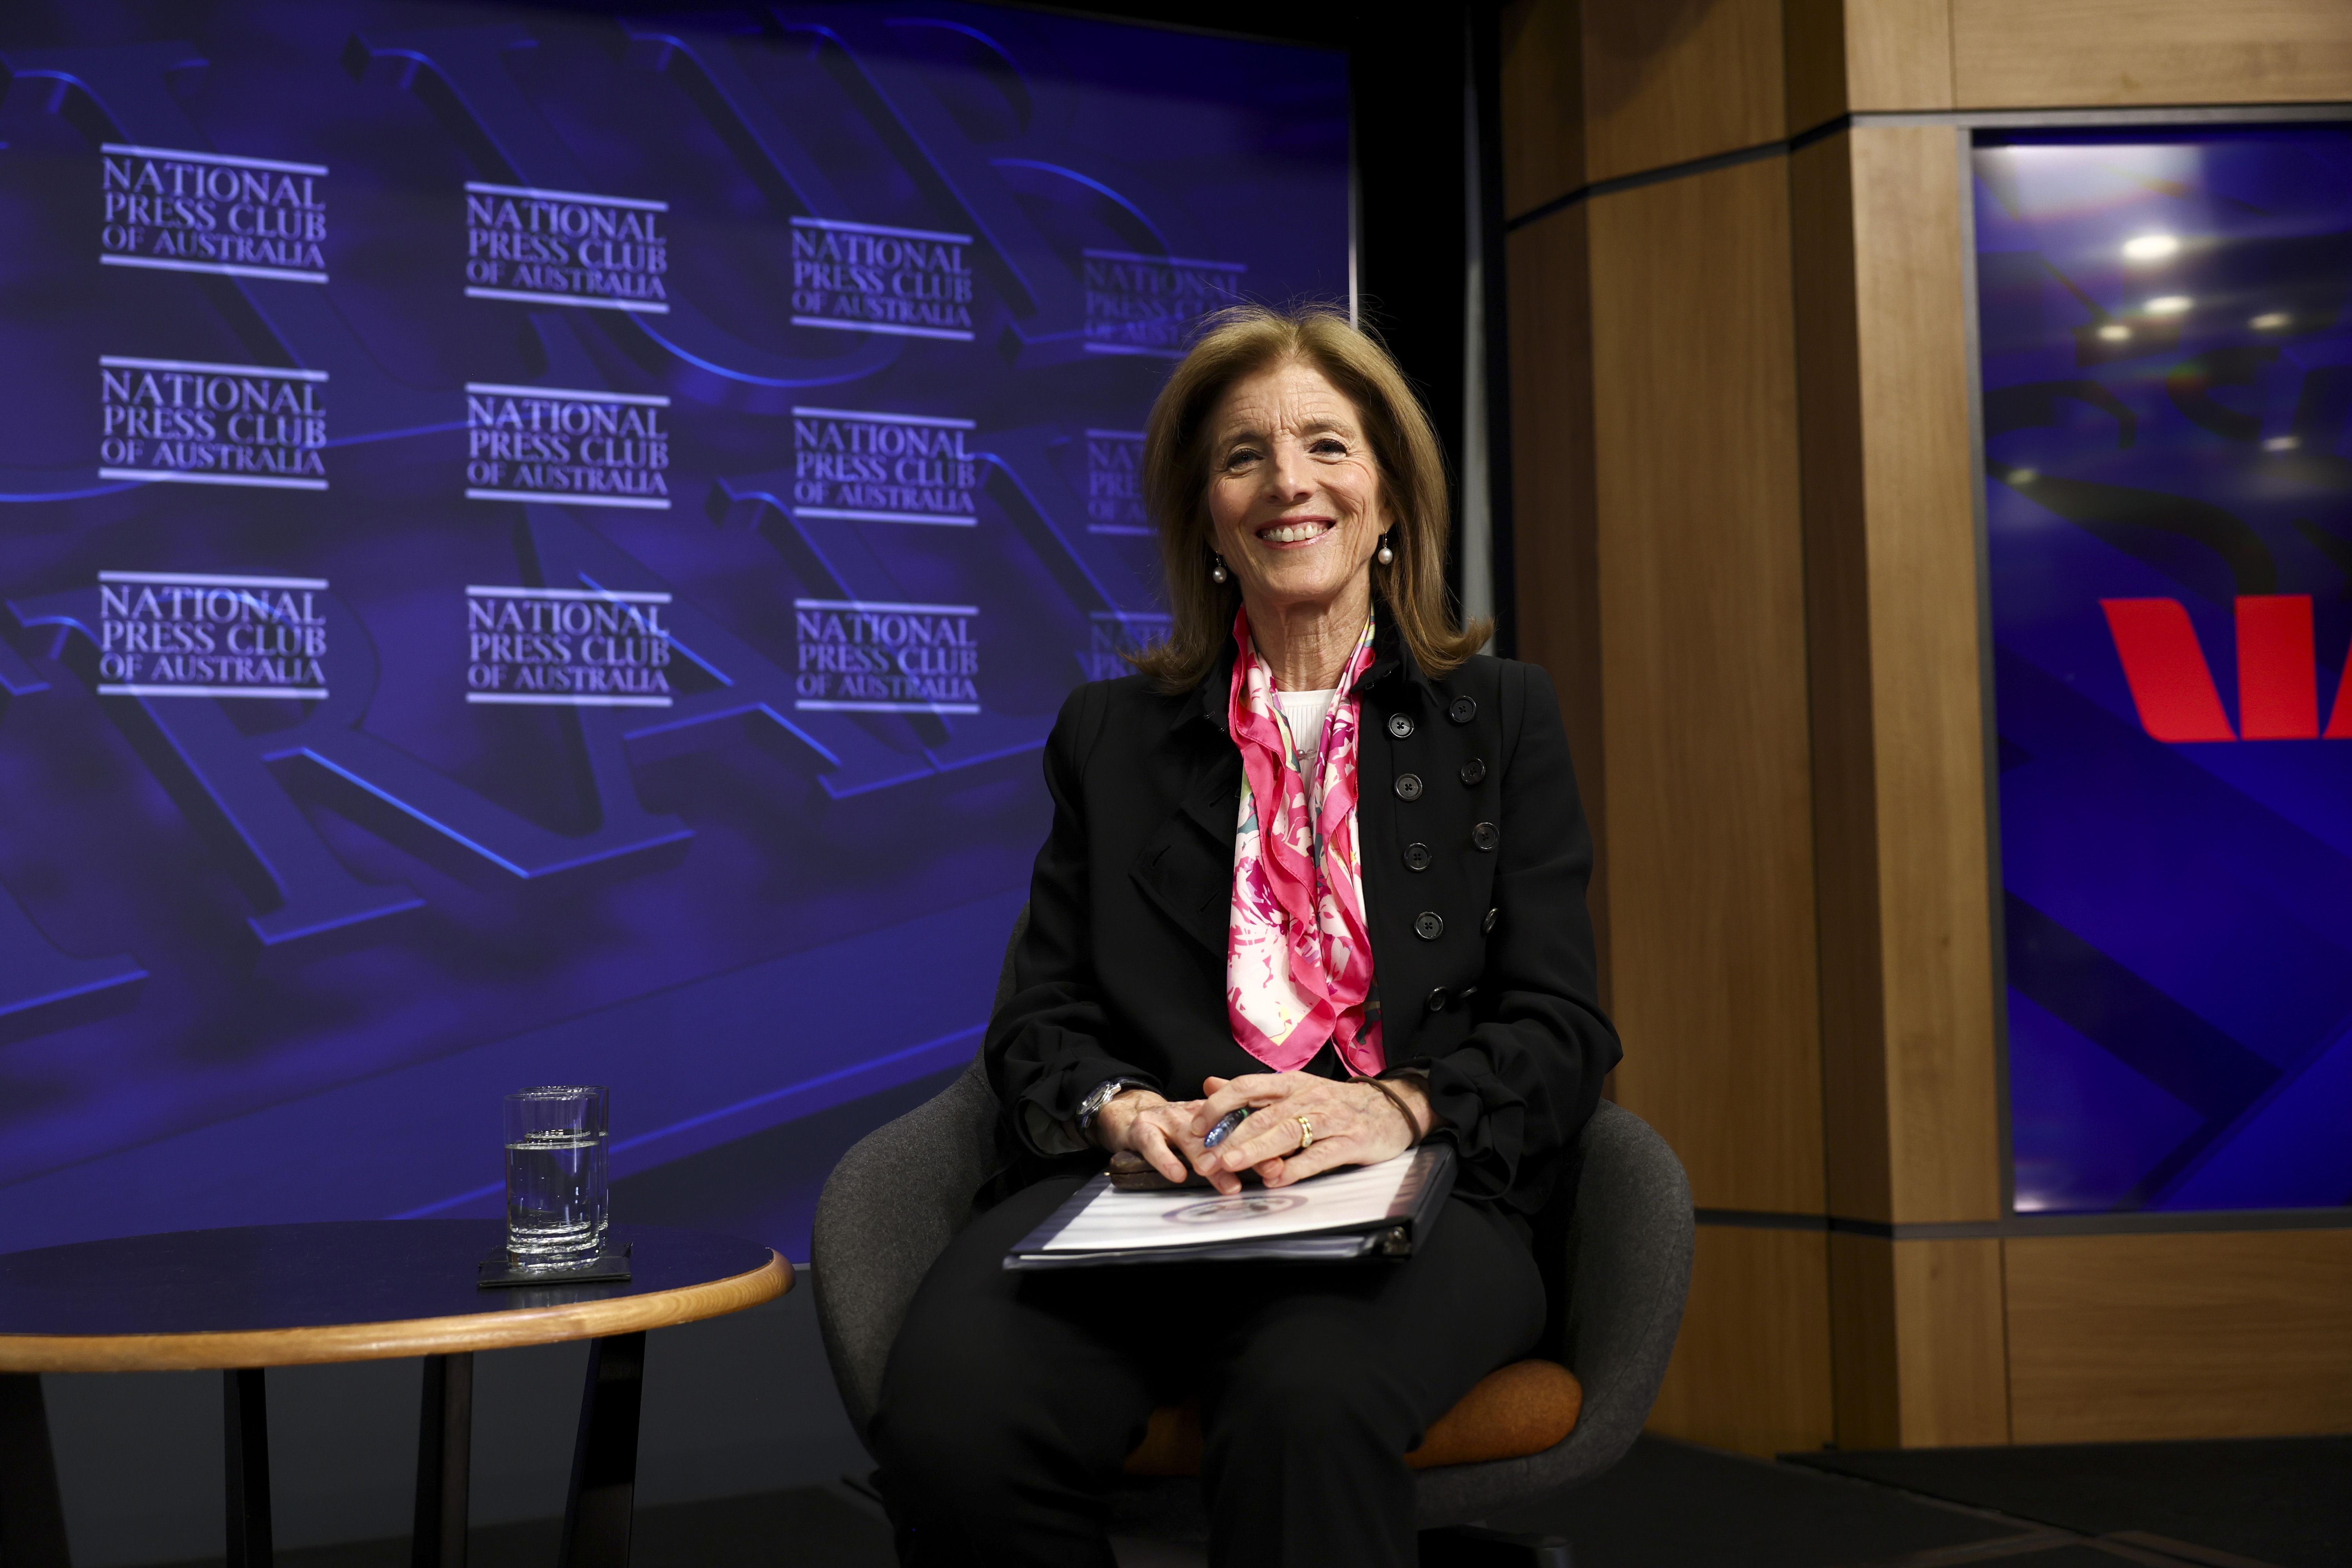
[1225,608,1385,1075]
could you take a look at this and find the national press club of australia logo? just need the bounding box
[99,357,327,490]
[1083,429,1148,535]
[794,599,980,715]
[789,407,980,526]
[789,217,975,341]
[100,142,327,284]
[1082,250,1245,358]
[93,571,329,701]
[464,181,668,312]
[464,586,673,707]
[464,383,670,509]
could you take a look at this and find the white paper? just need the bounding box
[1036,1152,1418,1254]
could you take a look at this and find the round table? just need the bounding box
[0,1221,789,1568]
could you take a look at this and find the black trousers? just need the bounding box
[869,1173,1546,1568]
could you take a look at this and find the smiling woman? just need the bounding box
[867,304,1618,1568]
[1134,305,1488,694]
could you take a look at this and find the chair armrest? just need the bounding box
[1551,1100,1694,1474]
[810,1055,1002,1441]
[1413,1100,1693,1525]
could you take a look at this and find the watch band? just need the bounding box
[1076,1076,1145,1134]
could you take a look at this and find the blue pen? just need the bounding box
[1201,1106,1251,1149]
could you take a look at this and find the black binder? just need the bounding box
[1003,1144,1455,1270]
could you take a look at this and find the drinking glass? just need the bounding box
[503,1086,610,1268]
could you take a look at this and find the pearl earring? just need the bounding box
[1211,556,1229,584]
[1376,537,1395,566]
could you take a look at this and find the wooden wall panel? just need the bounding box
[1953,0,2352,108]
[1781,0,1853,134]
[1794,127,1996,1227]
[1651,1225,1836,1455]
[1585,158,1822,1214]
[1498,0,2352,1459]
[1582,0,1786,183]
[2007,1231,2352,1443]
[1786,0,1955,129]
[1831,1234,2009,1447]
[1843,0,1955,113]
[1789,133,1888,1228]
[1891,1236,2009,1445]
[1848,125,1996,1225]
[1506,209,1608,1002]
[1827,1230,1899,1446]
[1501,0,1588,219]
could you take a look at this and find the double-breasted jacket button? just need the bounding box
[1459,757,1488,786]
[1404,842,1433,871]
[1461,985,1478,1006]
[1448,695,1476,724]
[1483,906,1499,935]
[1394,772,1425,801]
[1413,910,1444,941]
[1387,712,1414,739]
[1472,821,1501,851]
[1425,986,1452,1013]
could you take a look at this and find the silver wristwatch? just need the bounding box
[1075,1076,1145,1135]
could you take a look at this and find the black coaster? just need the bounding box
[477,1241,633,1288]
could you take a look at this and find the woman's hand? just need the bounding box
[1184,1073,1432,1194]
[1092,1089,1210,1184]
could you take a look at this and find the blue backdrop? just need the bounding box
[1975,125,2352,1214]
[0,1,1349,1258]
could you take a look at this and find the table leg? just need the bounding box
[0,1373,71,1568]
[557,1332,644,1568]
[223,1368,272,1568]
[410,1353,472,1568]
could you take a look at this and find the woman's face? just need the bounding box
[1202,358,1386,626]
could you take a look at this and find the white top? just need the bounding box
[1274,687,1341,772]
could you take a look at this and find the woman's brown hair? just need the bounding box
[1128,304,1489,692]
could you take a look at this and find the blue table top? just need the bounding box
[0,1220,773,1339]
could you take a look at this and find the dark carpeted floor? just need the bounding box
[152,1487,897,1568]
[151,1433,2347,1567]
[1788,1436,2352,1568]
[1477,1437,2036,1567]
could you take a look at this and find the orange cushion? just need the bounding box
[1122,1359,1582,1476]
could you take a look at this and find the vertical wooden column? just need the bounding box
[1505,0,2352,1455]
[1505,0,1834,1457]
[1503,206,1608,999]
[1792,121,2008,1448]
[1585,158,1829,1459]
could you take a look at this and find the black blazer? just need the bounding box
[984,615,1621,1225]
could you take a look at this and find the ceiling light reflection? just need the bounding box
[2097,324,2130,341]
[2146,296,2192,315]
[2264,436,2299,452]
[2122,234,2180,262]
[2251,312,2290,330]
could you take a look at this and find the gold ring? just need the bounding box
[1296,1116,1314,1151]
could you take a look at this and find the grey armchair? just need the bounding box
[811,911,1693,1552]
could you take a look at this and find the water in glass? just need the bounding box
[505,1130,608,1264]
[503,1085,610,1268]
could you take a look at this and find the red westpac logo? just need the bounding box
[2102,596,2352,742]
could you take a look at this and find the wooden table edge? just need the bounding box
[0,1252,791,1372]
